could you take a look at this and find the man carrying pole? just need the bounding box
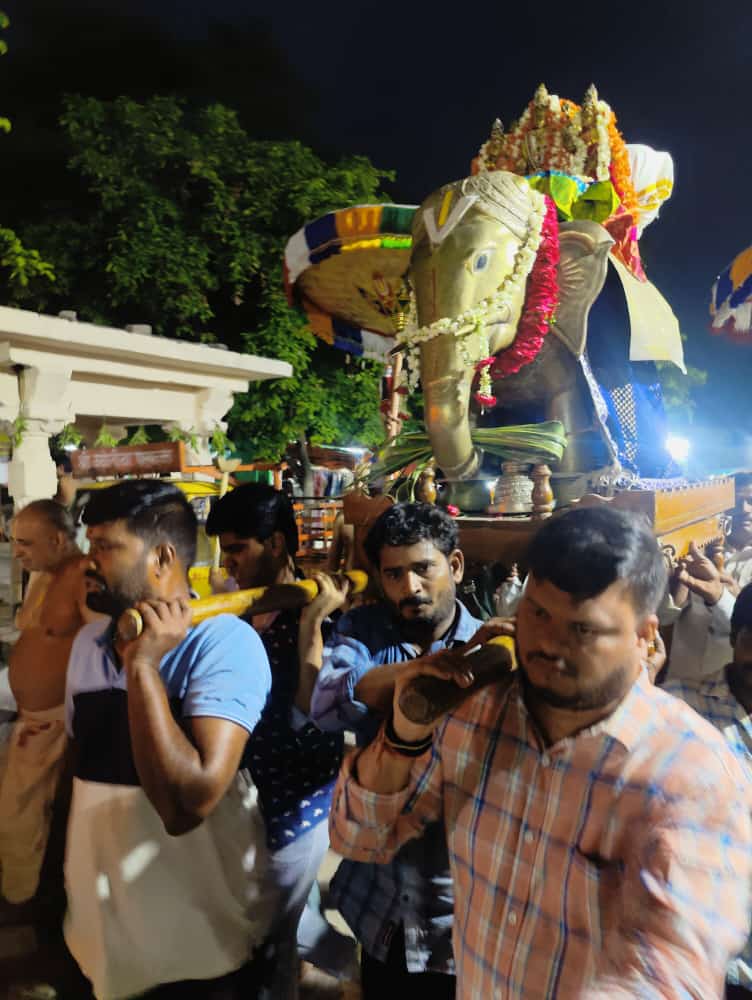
[64,480,277,999]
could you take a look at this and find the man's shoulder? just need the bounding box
[650,679,726,726]
[67,620,115,696]
[632,683,750,794]
[443,672,518,733]
[332,603,393,644]
[72,618,111,650]
[161,616,271,720]
[453,601,483,639]
[727,544,752,563]
[184,614,268,657]
[727,545,752,581]
[662,669,728,702]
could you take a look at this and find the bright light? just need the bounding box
[63,443,78,451]
[665,434,690,463]
[342,446,367,455]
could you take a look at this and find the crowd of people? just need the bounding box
[0,474,751,999]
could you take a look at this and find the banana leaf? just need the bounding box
[368,421,567,483]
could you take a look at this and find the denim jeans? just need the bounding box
[260,820,356,999]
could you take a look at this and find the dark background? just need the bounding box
[3,0,750,470]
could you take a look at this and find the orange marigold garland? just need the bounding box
[606,110,639,214]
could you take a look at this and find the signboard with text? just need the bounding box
[70,441,186,478]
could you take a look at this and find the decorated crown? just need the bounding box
[471,84,675,279]
[473,84,639,212]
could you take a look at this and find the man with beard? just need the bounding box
[664,473,752,681]
[63,480,277,1000]
[311,503,508,999]
[1,500,93,907]
[330,507,752,999]
[664,583,752,998]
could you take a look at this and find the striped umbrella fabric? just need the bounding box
[284,203,416,361]
[711,245,752,339]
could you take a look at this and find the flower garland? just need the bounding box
[489,195,560,384]
[397,189,548,394]
[471,89,643,221]
[593,100,612,182]
[486,93,587,178]
[606,109,639,216]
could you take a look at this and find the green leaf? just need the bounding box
[94,425,126,448]
[57,424,84,448]
[209,425,234,456]
[126,425,151,445]
[11,415,26,448]
[166,425,199,452]
[368,422,567,482]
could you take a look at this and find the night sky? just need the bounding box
[4,0,751,469]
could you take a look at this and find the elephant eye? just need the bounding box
[473,251,491,272]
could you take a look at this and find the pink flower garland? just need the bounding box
[484,196,560,389]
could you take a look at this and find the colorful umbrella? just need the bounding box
[711,245,752,338]
[284,203,416,362]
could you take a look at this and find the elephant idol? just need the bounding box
[284,86,686,506]
[412,172,616,481]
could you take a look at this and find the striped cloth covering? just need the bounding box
[284,203,416,361]
[711,244,752,338]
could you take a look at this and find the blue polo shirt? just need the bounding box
[65,615,271,775]
[63,615,276,999]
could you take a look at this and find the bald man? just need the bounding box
[0,500,96,904]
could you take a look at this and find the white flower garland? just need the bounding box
[593,100,612,181]
[567,115,589,177]
[397,189,547,392]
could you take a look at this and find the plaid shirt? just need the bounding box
[310,600,480,973]
[663,668,752,987]
[331,670,752,998]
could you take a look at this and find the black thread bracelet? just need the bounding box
[383,715,433,757]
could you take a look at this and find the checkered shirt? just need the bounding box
[664,668,752,987]
[331,670,752,999]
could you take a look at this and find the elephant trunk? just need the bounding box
[420,335,479,480]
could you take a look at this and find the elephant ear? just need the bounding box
[550,220,614,358]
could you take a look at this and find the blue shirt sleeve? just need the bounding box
[310,632,377,733]
[309,602,481,738]
[180,615,271,735]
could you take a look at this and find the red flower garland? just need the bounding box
[487,196,560,383]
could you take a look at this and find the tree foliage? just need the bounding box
[0,11,54,298]
[19,95,394,459]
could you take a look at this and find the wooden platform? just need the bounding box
[344,478,737,574]
[575,477,735,565]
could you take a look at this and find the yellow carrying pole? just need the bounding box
[116,570,369,642]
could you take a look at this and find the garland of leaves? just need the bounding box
[366,420,567,485]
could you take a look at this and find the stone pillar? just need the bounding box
[166,387,235,467]
[8,366,73,509]
[194,387,235,461]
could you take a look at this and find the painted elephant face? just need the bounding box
[409,171,615,483]
[410,172,541,354]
